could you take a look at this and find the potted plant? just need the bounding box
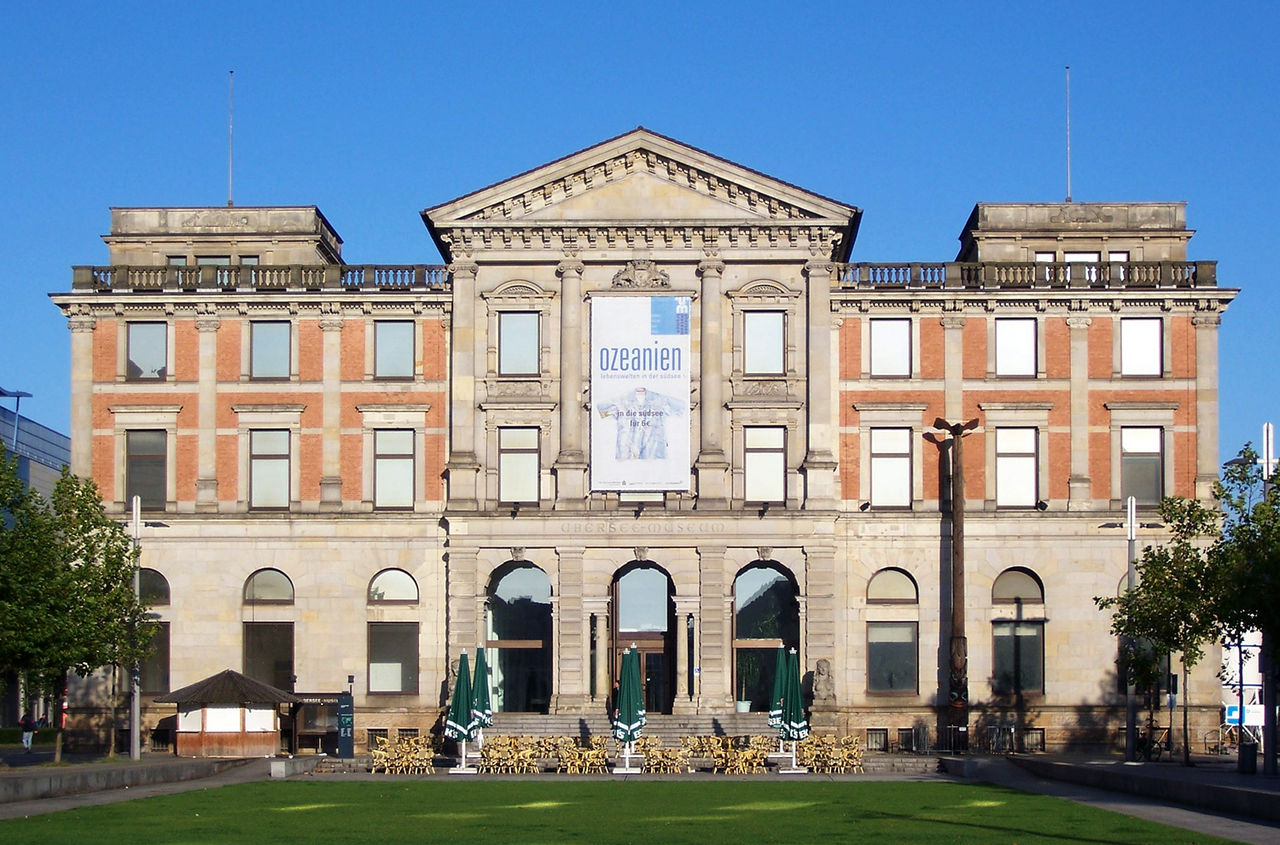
[736,652,760,712]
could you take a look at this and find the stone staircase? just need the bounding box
[491,712,772,745]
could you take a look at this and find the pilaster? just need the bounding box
[696,545,734,711]
[67,309,96,478]
[550,546,589,712]
[802,259,838,506]
[447,261,481,509]
[446,546,480,665]
[318,310,344,510]
[941,314,965,422]
[1193,312,1223,500]
[694,258,730,507]
[195,311,220,511]
[673,596,699,715]
[1066,315,1094,509]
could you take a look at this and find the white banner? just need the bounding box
[590,295,691,491]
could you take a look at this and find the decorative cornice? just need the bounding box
[436,223,844,255]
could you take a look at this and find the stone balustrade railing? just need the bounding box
[835,260,1217,290]
[71,264,450,293]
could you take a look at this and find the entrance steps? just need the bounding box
[491,712,771,745]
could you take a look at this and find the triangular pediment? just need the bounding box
[424,128,857,230]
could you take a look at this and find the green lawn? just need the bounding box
[0,780,1234,844]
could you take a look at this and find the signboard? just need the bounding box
[1225,704,1268,727]
[337,693,354,759]
[590,295,691,491]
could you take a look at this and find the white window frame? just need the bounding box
[498,426,541,504]
[743,426,786,504]
[373,320,416,380]
[109,405,180,511]
[249,320,292,380]
[743,310,786,376]
[498,311,540,377]
[249,429,291,510]
[357,404,430,510]
[869,427,912,508]
[367,621,419,694]
[868,318,912,378]
[1120,426,1164,506]
[995,427,1038,508]
[993,318,1037,377]
[373,429,415,510]
[125,321,169,382]
[1120,317,1163,377]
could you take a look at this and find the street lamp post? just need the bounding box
[936,417,978,750]
[130,495,142,761]
[1,387,33,452]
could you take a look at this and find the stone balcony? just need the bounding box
[835,260,1218,290]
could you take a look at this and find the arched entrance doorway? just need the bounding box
[733,562,800,711]
[486,562,552,713]
[612,561,675,715]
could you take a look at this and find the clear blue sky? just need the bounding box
[2,1,1274,464]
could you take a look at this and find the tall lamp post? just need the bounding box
[129,495,168,761]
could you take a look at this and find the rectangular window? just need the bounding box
[374,429,414,509]
[1109,250,1129,282]
[140,621,170,694]
[368,622,419,694]
[870,428,912,508]
[1121,427,1163,505]
[744,426,786,503]
[994,318,1036,377]
[198,255,232,287]
[1120,317,1162,376]
[250,321,291,379]
[126,322,167,381]
[244,622,294,692]
[166,255,187,266]
[869,319,911,377]
[250,429,290,509]
[993,621,1044,694]
[743,311,785,375]
[498,312,539,376]
[867,622,917,693]
[1064,251,1101,283]
[498,427,539,503]
[995,427,1038,508]
[374,321,414,379]
[1035,251,1056,282]
[125,430,166,510]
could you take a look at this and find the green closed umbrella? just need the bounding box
[778,648,809,772]
[613,647,645,772]
[445,651,477,772]
[472,647,492,750]
[768,645,787,729]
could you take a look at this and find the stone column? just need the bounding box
[551,546,588,712]
[695,258,729,507]
[67,308,96,479]
[1066,315,1093,509]
[1193,313,1223,500]
[697,545,734,711]
[447,262,481,509]
[195,308,220,511]
[673,597,699,715]
[554,258,589,507]
[318,308,344,510]
[584,596,611,705]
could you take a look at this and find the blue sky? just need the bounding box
[2,1,1275,463]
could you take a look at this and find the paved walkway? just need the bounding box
[2,746,1279,843]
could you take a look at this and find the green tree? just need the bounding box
[1216,444,1280,768]
[0,449,154,760]
[1096,497,1224,766]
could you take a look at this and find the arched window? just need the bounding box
[139,568,170,606]
[867,567,918,603]
[992,567,1044,604]
[733,563,799,711]
[866,568,919,693]
[244,568,294,604]
[368,569,418,603]
[613,561,678,714]
[992,567,1045,695]
[486,563,552,713]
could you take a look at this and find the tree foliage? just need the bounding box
[1215,444,1280,644]
[0,449,154,723]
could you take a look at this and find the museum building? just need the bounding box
[51,128,1236,752]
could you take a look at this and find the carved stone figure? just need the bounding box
[813,658,836,703]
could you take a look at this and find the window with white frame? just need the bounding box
[498,427,539,503]
[498,312,539,376]
[993,621,1044,694]
[994,318,1036,377]
[250,321,291,379]
[126,322,167,381]
[743,311,785,376]
[869,318,911,377]
[249,429,290,509]
[125,429,166,511]
[368,622,419,694]
[1120,318,1162,377]
[1121,427,1163,505]
[374,429,414,509]
[995,427,1038,507]
[870,427,912,507]
[744,426,786,503]
[374,321,414,379]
